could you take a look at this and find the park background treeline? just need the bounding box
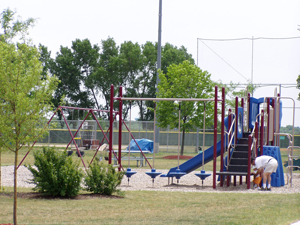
[39,38,196,122]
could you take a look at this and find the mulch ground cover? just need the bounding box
[163,155,193,160]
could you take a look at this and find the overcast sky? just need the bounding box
[2,0,300,127]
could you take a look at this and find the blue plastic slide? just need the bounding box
[160,140,223,177]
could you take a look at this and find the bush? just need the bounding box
[84,161,125,196]
[26,147,84,197]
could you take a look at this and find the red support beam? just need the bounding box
[260,109,264,155]
[61,108,86,169]
[220,87,225,187]
[17,108,59,169]
[247,135,252,189]
[213,86,218,189]
[267,98,270,146]
[109,85,114,165]
[118,86,123,171]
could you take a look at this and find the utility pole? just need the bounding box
[251,36,254,96]
[155,0,162,153]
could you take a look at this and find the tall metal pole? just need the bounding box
[251,36,254,96]
[155,0,162,153]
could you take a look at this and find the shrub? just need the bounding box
[26,147,84,197]
[84,161,125,196]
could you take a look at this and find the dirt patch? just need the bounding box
[163,155,193,160]
[0,192,123,200]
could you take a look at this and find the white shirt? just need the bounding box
[255,155,273,169]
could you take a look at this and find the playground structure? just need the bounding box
[18,84,299,189]
[109,84,299,189]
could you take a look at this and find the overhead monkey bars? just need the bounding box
[111,85,225,189]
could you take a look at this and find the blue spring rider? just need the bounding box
[195,170,211,187]
[170,168,187,185]
[145,168,162,187]
[125,168,137,185]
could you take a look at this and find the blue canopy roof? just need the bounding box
[126,139,153,153]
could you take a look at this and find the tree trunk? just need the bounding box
[180,127,185,156]
[13,150,18,225]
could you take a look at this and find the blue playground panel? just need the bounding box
[249,97,264,129]
[224,106,243,139]
[262,146,285,187]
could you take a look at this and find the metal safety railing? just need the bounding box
[224,112,236,169]
[274,133,299,187]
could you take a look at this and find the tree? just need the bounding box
[0,6,36,193]
[41,37,198,122]
[71,39,101,114]
[161,43,194,74]
[93,37,124,119]
[156,61,214,155]
[0,42,59,225]
[0,8,35,43]
[221,81,256,111]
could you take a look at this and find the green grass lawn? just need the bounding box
[1,145,299,225]
[0,187,299,225]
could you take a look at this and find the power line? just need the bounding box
[199,40,249,81]
[197,36,300,41]
[197,36,300,84]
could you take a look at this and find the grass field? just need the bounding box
[0,145,300,225]
[0,187,300,225]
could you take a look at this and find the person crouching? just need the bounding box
[251,156,278,191]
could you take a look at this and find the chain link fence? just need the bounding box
[37,120,299,153]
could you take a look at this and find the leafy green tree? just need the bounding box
[161,43,195,74]
[38,44,55,80]
[72,39,101,114]
[92,37,124,119]
[280,125,300,135]
[156,60,214,155]
[132,41,157,121]
[44,37,197,123]
[0,8,35,43]
[220,81,256,111]
[0,41,59,224]
[125,42,195,122]
[51,42,95,119]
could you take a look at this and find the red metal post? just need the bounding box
[235,97,238,145]
[213,86,218,189]
[277,93,281,146]
[267,98,270,146]
[247,135,252,189]
[220,87,225,187]
[241,98,244,109]
[109,85,114,164]
[234,97,239,184]
[17,109,58,169]
[61,109,86,169]
[65,111,91,150]
[260,109,264,155]
[272,98,275,146]
[255,121,258,157]
[118,86,123,171]
[247,93,251,132]
[240,97,244,185]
